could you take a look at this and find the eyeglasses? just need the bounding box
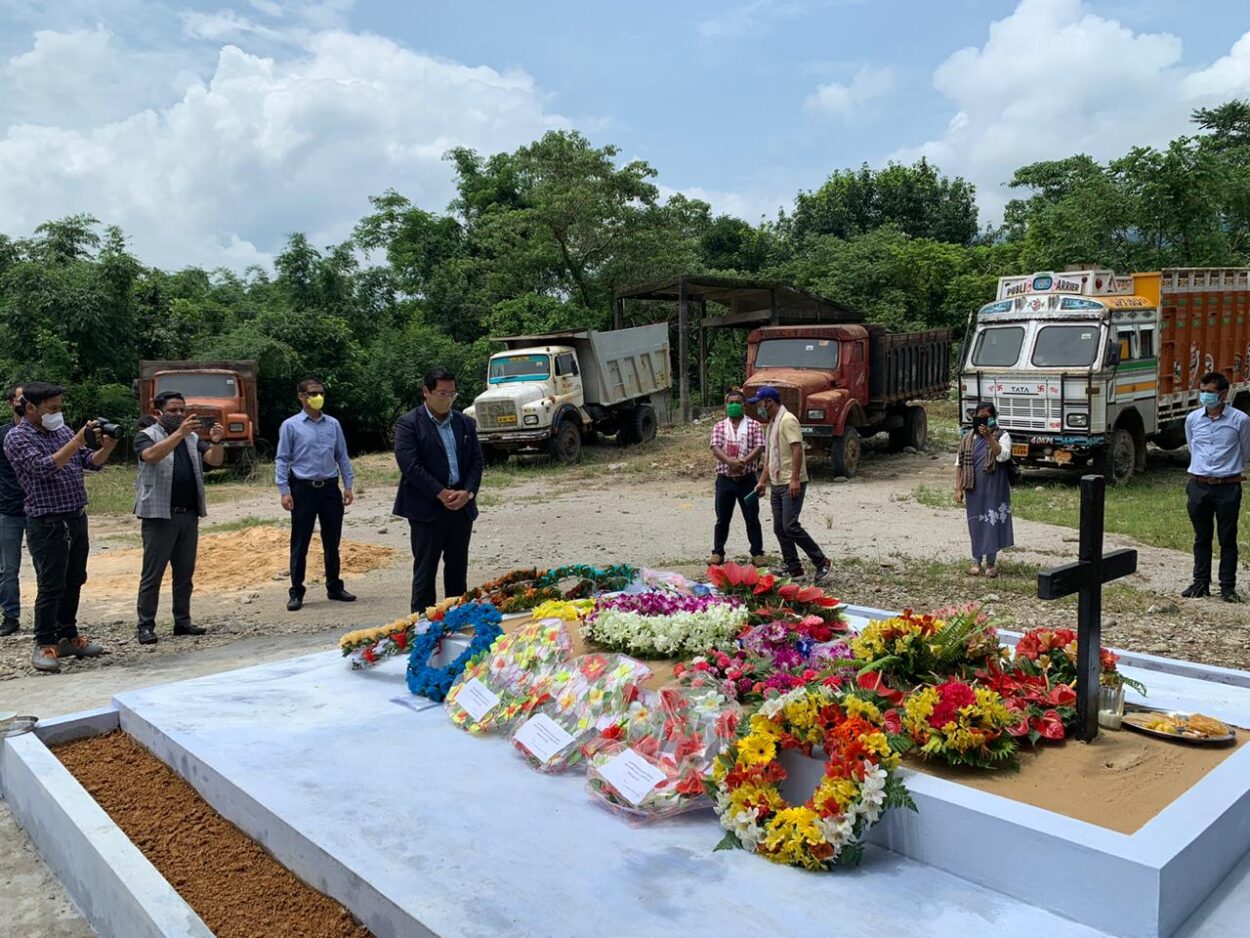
[429,390,458,400]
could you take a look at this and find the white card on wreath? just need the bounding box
[514,713,576,762]
[456,677,500,722]
[597,747,667,806]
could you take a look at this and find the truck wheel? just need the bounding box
[482,444,508,466]
[1152,423,1187,451]
[631,404,657,445]
[830,427,861,478]
[904,405,928,451]
[1095,428,1135,486]
[549,421,583,465]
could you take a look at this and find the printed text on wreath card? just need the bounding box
[598,748,668,806]
[456,678,500,722]
[515,714,576,762]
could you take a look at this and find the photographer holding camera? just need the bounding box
[2,382,119,673]
[133,391,225,645]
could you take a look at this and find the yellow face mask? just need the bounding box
[306,394,325,411]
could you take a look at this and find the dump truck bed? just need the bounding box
[866,326,952,405]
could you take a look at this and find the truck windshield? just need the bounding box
[970,327,1024,367]
[754,339,839,370]
[1031,325,1101,367]
[489,354,550,383]
[156,374,237,398]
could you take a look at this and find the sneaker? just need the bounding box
[137,625,158,645]
[32,644,60,673]
[0,616,18,636]
[709,553,725,566]
[58,636,106,658]
[1222,590,1242,604]
[1181,583,1210,598]
[813,560,833,586]
[750,555,768,567]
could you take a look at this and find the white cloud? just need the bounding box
[658,184,788,223]
[804,65,896,120]
[0,27,568,269]
[895,0,1250,224]
[697,0,805,40]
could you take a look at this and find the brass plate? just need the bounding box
[1122,711,1236,745]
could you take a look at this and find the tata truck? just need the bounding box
[137,360,260,472]
[958,268,1250,484]
[465,325,671,464]
[742,325,951,478]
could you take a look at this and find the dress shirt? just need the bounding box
[1186,406,1250,477]
[426,406,460,487]
[2,420,101,517]
[0,423,27,517]
[275,411,354,496]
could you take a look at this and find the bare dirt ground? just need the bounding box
[2,424,1248,935]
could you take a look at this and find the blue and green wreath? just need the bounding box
[406,601,504,702]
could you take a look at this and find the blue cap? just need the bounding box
[746,386,781,404]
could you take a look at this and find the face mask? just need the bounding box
[39,411,65,432]
[987,417,997,428]
[726,403,744,419]
[160,414,185,433]
[306,394,324,411]
[756,405,769,420]
[1199,391,1221,408]
[427,393,454,416]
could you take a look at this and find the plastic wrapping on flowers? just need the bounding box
[585,683,742,824]
[444,618,573,735]
[508,653,653,774]
[340,613,427,669]
[406,602,504,703]
[583,592,749,658]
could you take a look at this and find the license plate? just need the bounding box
[496,415,517,425]
[1011,443,1028,458]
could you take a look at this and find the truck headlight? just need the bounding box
[1067,413,1089,428]
[228,422,245,432]
[806,409,826,421]
[523,415,539,426]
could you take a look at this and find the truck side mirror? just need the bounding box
[1105,345,1121,367]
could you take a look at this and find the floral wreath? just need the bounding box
[455,564,639,614]
[583,592,748,659]
[406,602,504,702]
[902,679,1018,769]
[709,685,913,870]
[339,614,424,669]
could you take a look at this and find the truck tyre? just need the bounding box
[549,420,583,465]
[830,427,862,478]
[1095,428,1135,486]
[631,404,657,445]
[1152,423,1187,451]
[890,405,928,451]
[482,444,508,466]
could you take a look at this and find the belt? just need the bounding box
[1190,475,1244,485]
[171,506,196,514]
[291,477,338,488]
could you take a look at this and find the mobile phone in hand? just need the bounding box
[198,416,215,431]
[743,489,759,505]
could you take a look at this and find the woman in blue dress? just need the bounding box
[955,402,1014,578]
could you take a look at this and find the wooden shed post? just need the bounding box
[698,300,708,408]
[612,296,624,330]
[678,277,691,423]
[770,288,780,325]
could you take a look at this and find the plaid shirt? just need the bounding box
[2,420,100,517]
[710,417,765,476]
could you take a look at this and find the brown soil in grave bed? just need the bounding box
[912,727,1246,834]
[54,731,371,938]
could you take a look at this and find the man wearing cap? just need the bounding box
[751,386,832,584]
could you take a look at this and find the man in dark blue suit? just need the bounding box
[393,367,485,614]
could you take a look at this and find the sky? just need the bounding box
[1,0,1249,271]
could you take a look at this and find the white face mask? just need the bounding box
[39,411,65,432]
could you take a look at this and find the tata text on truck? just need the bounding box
[742,324,951,478]
[465,324,671,464]
[137,360,259,471]
[959,269,1250,484]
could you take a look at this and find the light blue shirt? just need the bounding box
[1185,406,1250,478]
[426,406,460,487]
[275,412,354,496]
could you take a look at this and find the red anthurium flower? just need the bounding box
[857,671,904,705]
[753,573,777,595]
[1047,684,1077,708]
[1007,712,1031,738]
[777,583,800,601]
[882,709,902,735]
[1035,709,1066,741]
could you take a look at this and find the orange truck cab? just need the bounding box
[137,360,259,466]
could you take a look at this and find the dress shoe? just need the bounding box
[750,555,768,567]
[1181,582,1210,598]
[137,625,158,645]
[32,644,60,672]
[709,553,725,566]
[0,616,18,636]
[58,636,106,658]
[173,624,207,636]
[1222,590,1243,604]
[327,588,357,603]
[287,595,303,612]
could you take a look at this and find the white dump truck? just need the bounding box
[465,324,672,464]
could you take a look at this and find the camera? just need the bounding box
[972,414,989,431]
[84,418,124,449]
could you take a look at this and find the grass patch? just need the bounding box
[203,515,274,534]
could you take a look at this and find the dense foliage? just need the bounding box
[2,103,1247,446]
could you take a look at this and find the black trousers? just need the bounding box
[137,512,199,630]
[290,481,344,598]
[409,511,474,614]
[1187,480,1242,591]
[26,511,88,647]
[770,483,827,576]
[713,473,764,556]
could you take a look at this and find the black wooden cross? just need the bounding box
[1036,475,1138,742]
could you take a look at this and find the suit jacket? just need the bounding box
[392,406,484,524]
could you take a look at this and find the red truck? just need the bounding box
[742,325,951,477]
[137,361,260,472]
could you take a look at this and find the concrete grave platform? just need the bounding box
[2,605,1249,937]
